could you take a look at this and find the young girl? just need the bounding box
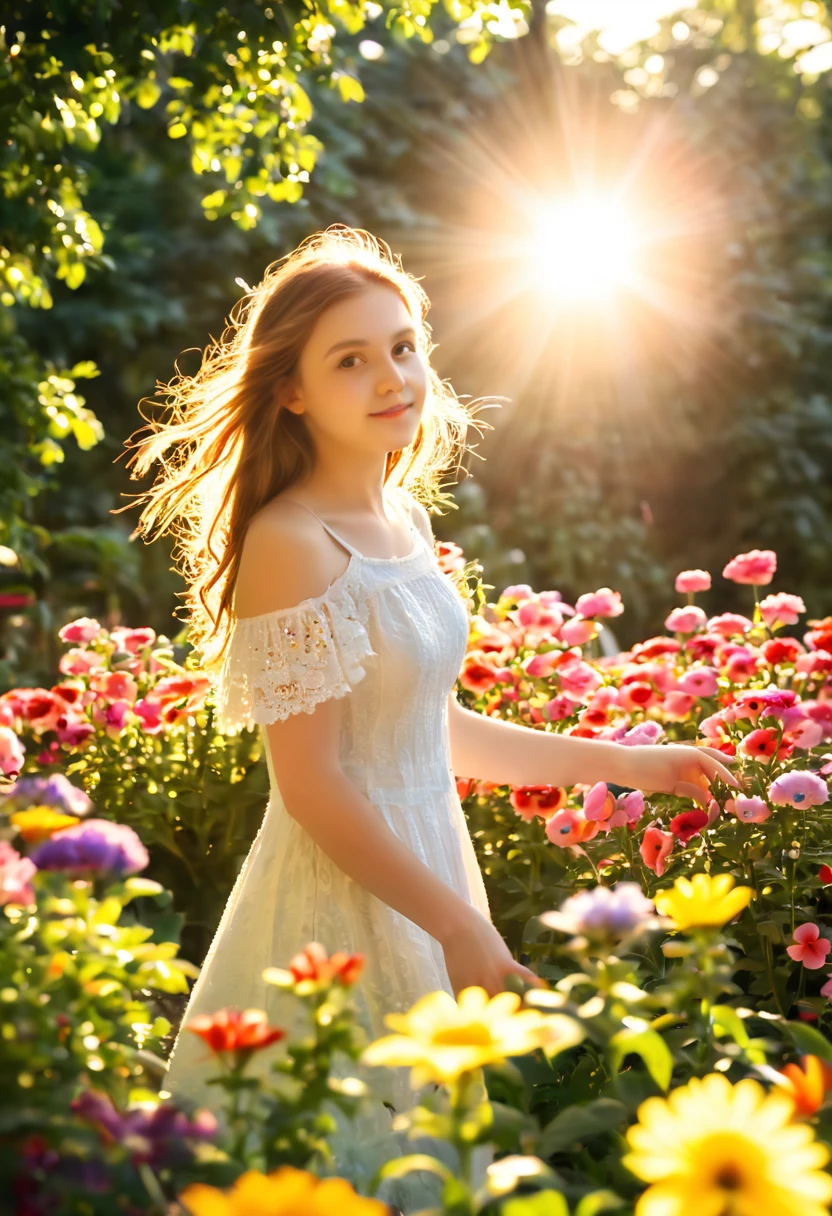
[124,225,737,1210]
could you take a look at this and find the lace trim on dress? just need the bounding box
[214,566,376,733]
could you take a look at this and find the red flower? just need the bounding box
[510,785,567,822]
[739,727,780,759]
[456,777,474,800]
[821,865,832,886]
[778,1055,832,1115]
[186,1008,285,1057]
[640,825,674,876]
[762,637,804,665]
[668,809,709,843]
[287,941,364,986]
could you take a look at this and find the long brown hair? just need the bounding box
[117,225,497,672]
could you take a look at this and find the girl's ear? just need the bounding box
[275,373,302,415]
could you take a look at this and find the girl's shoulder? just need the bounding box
[233,495,351,622]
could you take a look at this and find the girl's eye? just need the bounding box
[338,341,416,370]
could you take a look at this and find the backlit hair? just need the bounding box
[117,225,496,672]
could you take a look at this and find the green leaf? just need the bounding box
[503,1193,569,1216]
[539,1098,627,1157]
[783,1021,832,1062]
[608,1028,673,1091]
[375,1153,454,1183]
[574,1192,625,1216]
[336,74,365,103]
[136,79,161,109]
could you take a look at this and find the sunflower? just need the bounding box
[179,1166,388,1215]
[654,872,753,931]
[623,1072,832,1216]
[360,985,582,1088]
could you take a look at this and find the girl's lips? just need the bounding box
[371,403,412,418]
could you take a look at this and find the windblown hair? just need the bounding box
[117,225,497,673]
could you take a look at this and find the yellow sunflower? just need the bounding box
[360,985,583,1088]
[179,1166,388,1215]
[10,806,79,844]
[654,872,753,931]
[623,1072,832,1216]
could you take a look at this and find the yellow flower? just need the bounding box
[623,1072,832,1216]
[360,985,583,1088]
[654,872,753,931]
[10,806,80,844]
[178,1166,388,1215]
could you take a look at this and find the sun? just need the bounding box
[529,194,641,302]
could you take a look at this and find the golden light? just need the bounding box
[529,195,641,303]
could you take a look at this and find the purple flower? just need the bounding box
[31,819,148,876]
[539,882,655,940]
[768,771,829,809]
[71,1089,217,1167]
[3,773,93,817]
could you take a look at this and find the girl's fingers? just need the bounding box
[508,963,545,989]
[700,755,740,789]
[696,745,738,767]
[675,780,710,810]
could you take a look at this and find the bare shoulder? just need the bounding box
[233,496,347,620]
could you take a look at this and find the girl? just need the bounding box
[123,225,737,1210]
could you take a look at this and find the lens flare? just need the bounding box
[530,196,640,301]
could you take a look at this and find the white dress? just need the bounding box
[163,486,493,1211]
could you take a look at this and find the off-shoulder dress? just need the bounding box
[163,485,493,1210]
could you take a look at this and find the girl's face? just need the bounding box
[285,282,428,451]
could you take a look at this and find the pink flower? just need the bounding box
[662,691,696,721]
[545,809,599,848]
[134,698,166,734]
[620,721,665,747]
[676,667,719,698]
[787,922,831,970]
[727,795,771,824]
[722,549,777,587]
[606,790,646,830]
[792,719,825,750]
[707,613,754,639]
[640,825,674,876]
[575,588,624,619]
[584,782,615,822]
[0,726,25,776]
[759,592,806,629]
[821,974,832,1000]
[58,617,103,645]
[722,648,760,685]
[543,694,579,722]
[110,627,157,654]
[59,648,104,677]
[561,616,595,646]
[500,584,535,604]
[90,671,139,705]
[665,606,707,634]
[769,771,829,809]
[0,841,36,907]
[675,569,711,594]
[559,661,602,699]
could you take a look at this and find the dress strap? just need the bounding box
[282,488,414,560]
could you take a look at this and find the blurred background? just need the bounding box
[4,0,832,686]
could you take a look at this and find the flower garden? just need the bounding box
[3,542,832,1216]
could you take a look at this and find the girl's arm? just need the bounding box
[447,693,740,805]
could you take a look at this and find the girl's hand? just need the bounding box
[440,907,545,999]
[617,742,740,809]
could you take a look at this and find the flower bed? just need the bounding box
[2,544,832,1213]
